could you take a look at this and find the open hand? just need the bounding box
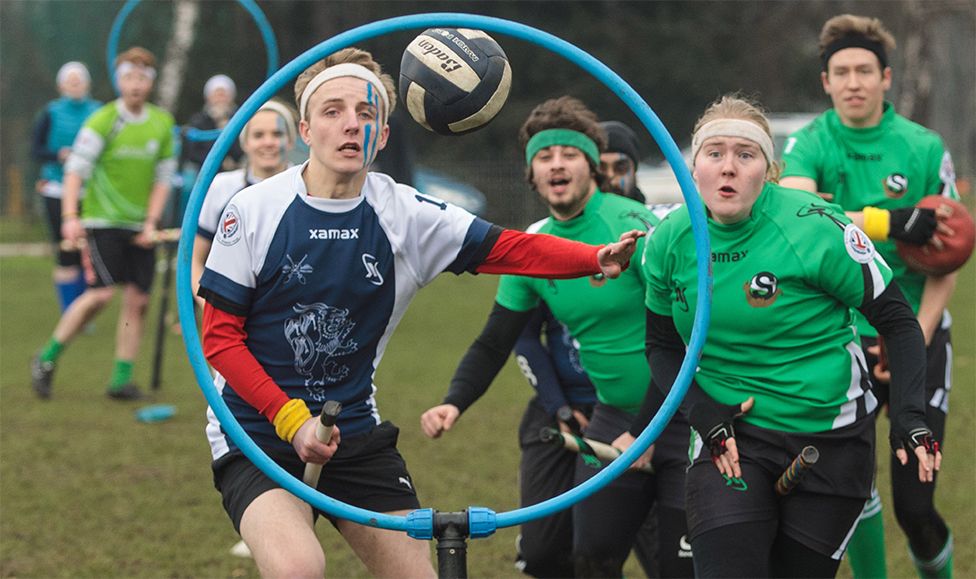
[597,229,645,278]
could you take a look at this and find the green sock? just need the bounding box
[39,338,65,364]
[911,532,953,579]
[847,488,887,579]
[108,360,134,389]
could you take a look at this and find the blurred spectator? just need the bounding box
[30,61,102,313]
[181,74,243,172]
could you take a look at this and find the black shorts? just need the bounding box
[213,421,420,533]
[42,196,81,267]
[684,419,874,558]
[85,228,156,293]
[863,324,952,427]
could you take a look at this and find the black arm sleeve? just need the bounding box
[857,282,928,436]
[30,110,59,163]
[442,302,534,414]
[630,309,715,435]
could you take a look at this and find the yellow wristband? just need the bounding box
[862,206,891,241]
[272,399,312,443]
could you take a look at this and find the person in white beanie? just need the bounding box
[182,74,243,173]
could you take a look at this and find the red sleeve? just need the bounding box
[202,303,290,422]
[474,229,603,278]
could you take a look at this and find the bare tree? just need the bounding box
[157,0,200,113]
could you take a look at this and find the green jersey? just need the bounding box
[495,191,661,413]
[70,100,175,229]
[781,103,959,336]
[643,184,894,433]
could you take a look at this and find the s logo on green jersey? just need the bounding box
[883,173,908,198]
[744,272,781,307]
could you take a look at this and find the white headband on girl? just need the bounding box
[57,61,91,87]
[298,63,389,123]
[115,61,157,83]
[691,119,774,164]
[239,100,298,147]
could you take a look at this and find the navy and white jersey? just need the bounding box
[197,168,260,240]
[200,163,493,459]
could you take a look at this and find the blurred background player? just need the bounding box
[599,120,646,204]
[630,93,940,578]
[197,49,640,579]
[779,15,959,579]
[191,99,298,310]
[421,97,693,578]
[30,46,176,401]
[30,61,101,314]
[181,74,243,174]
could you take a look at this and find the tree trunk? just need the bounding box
[157,0,200,113]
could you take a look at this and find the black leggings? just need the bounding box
[692,521,841,578]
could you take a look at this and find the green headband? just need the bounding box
[525,129,600,167]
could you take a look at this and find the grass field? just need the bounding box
[1,250,973,578]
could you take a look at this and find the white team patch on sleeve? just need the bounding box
[843,223,876,264]
[939,151,956,192]
[216,204,243,246]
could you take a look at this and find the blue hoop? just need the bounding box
[177,13,712,538]
[107,0,279,142]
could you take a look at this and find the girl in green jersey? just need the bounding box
[626,95,941,578]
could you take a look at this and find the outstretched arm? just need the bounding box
[475,228,643,279]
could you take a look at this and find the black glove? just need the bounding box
[688,400,746,459]
[890,426,940,458]
[889,207,938,245]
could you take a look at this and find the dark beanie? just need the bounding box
[600,121,640,167]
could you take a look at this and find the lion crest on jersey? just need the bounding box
[284,302,358,400]
[743,271,781,307]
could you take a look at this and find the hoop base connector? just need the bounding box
[405,507,497,578]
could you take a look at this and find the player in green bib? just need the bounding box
[780,15,958,579]
[628,95,940,578]
[31,47,175,401]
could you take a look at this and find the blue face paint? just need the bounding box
[363,82,376,169]
[275,115,289,161]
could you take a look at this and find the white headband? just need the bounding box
[57,61,90,87]
[691,119,774,164]
[239,100,298,147]
[298,63,389,123]
[115,61,157,83]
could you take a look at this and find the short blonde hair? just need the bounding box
[693,94,781,182]
[114,46,156,69]
[293,48,397,121]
